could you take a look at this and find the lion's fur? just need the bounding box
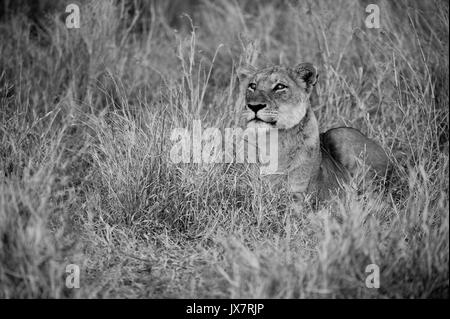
[238,63,390,201]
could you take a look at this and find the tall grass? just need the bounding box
[0,0,448,298]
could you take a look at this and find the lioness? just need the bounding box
[238,63,389,201]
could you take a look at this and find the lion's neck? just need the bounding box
[277,107,322,194]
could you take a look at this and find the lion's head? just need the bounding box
[238,63,318,130]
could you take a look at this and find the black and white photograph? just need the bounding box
[0,0,448,304]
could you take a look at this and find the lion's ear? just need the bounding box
[236,63,257,84]
[291,62,318,92]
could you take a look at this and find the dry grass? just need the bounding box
[0,0,448,298]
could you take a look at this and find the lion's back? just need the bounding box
[320,127,390,179]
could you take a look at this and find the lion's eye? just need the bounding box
[273,83,288,91]
[248,83,256,91]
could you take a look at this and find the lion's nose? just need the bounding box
[247,103,267,113]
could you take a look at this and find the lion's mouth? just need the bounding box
[248,117,276,126]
